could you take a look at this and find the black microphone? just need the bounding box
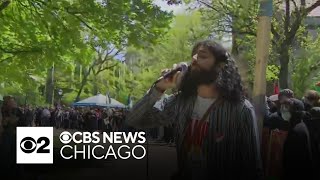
[155,62,189,83]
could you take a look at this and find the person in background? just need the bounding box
[265,89,294,130]
[69,108,79,129]
[84,108,96,133]
[35,107,42,126]
[25,105,34,127]
[267,94,279,114]
[307,107,320,177]
[41,107,51,126]
[103,110,112,134]
[281,98,317,179]
[95,108,102,131]
[0,96,25,178]
[303,90,320,112]
[63,108,70,129]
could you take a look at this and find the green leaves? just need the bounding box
[0,0,172,104]
[292,33,320,97]
[266,65,279,81]
[122,11,210,100]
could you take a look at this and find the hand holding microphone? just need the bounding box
[155,62,188,93]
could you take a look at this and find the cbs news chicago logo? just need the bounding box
[16,127,53,164]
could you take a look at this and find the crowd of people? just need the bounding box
[263,89,320,179]
[0,95,132,178]
[30,106,126,133]
[0,98,128,133]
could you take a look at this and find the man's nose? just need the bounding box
[192,54,198,63]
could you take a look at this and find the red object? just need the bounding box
[265,129,288,178]
[274,82,280,94]
[316,82,320,86]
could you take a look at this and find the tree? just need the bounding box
[182,0,320,90]
[74,44,122,101]
[292,32,320,97]
[0,0,173,104]
[271,0,320,88]
[124,11,213,100]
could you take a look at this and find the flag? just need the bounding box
[274,81,279,94]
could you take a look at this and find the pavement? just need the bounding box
[23,128,177,180]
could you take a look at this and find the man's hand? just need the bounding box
[155,64,183,92]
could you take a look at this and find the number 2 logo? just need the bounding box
[20,136,50,154]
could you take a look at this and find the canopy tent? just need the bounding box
[73,94,125,108]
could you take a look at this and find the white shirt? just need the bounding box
[191,96,216,121]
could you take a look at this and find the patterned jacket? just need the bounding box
[126,86,263,180]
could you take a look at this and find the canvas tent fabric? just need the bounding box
[73,94,125,108]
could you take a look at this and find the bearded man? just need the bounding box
[127,40,263,180]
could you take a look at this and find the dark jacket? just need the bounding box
[282,99,318,179]
[283,121,316,179]
[265,112,290,131]
[127,87,263,180]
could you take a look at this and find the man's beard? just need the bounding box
[178,65,218,97]
[189,65,217,85]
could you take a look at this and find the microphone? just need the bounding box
[155,62,189,83]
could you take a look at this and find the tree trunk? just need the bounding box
[231,32,239,55]
[75,67,92,102]
[71,64,75,89]
[252,0,273,141]
[45,67,54,105]
[279,47,290,89]
[92,73,98,95]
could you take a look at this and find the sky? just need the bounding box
[153,0,187,14]
[153,0,232,48]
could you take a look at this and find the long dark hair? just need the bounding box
[178,40,245,103]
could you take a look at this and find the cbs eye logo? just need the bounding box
[20,136,50,154]
[59,131,72,144]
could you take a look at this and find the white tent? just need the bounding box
[73,94,125,108]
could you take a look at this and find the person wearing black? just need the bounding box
[307,107,320,178]
[24,105,34,127]
[265,89,294,130]
[0,96,26,178]
[84,108,97,133]
[281,98,318,179]
[35,107,42,126]
[303,90,320,112]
